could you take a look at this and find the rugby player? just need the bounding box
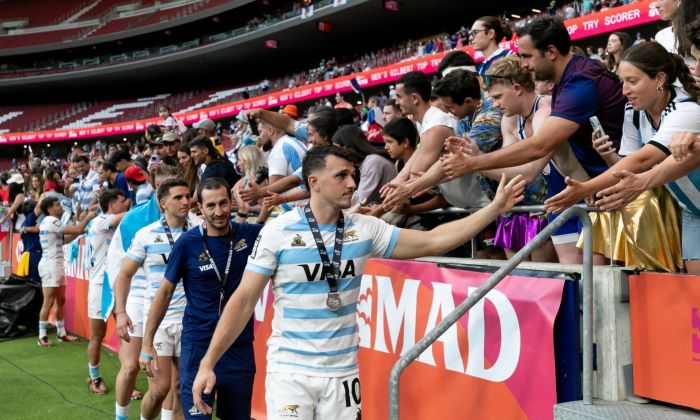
[192,146,525,419]
[86,189,128,394]
[114,179,201,420]
[37,196,95,347]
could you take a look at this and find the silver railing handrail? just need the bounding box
[388,205,595,419]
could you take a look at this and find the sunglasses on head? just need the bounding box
[483,74,513,87]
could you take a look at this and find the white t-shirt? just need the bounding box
[438,174,490,209]
[644,88,700,216]
[126,215,201,326]
[418,106,454,136]
[655,27,677,54]
[87,213,116,285]
[39,215,66,264]
[268,135,308,177]
[246,207,400,377]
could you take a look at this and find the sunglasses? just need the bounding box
[483,74,513,87]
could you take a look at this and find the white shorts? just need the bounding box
[153,324,182,357]
[87,281,103,320]
[38,263,65,288]
[265,372,361,420]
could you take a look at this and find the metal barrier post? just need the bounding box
[388,206,594,419]
[580,209,593,405]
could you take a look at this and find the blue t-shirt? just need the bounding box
[550,55,626,177]
[114,172,131,202]
[164,221,263,347]
[21,212,42,253]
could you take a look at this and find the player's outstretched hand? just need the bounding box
[491,174,526,213]
[192,365,216,415]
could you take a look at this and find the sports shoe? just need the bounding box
[130,388,144,400]
[56,333,80,342]
[37,336,51,347]
[89,377,107,395]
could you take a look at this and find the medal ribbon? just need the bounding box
[303,205,344,310]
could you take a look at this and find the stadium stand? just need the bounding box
[0,26,97,49]
[75,0,141,22]
[0,0,90,28]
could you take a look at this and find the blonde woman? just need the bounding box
[233,146,269,223]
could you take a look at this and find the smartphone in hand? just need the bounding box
[589,116,606,139]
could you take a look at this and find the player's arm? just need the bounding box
[63,211,96,241]
[389,174,526,259]
[192,270,271,415]
[442,116,579,178]
[113,258,141,342]
[109,212,127,228]
[140,278,176,377]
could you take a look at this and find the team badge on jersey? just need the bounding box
[234,238,248,252]
[154,235,163,243]
[343,229,359,242]
[198,252,209,262]
[291,234,306,247]
[278,404,300,417]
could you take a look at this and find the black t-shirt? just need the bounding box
[202,158,240,188]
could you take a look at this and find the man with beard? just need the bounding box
[140,177,262,419]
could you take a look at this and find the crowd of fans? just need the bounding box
[3,0,700,416]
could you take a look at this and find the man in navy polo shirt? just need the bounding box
[441,15,625,180]
[139,177,262,420]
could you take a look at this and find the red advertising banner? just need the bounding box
[567,0,660,41]
[0,2,658,145]
[630,272,700,410]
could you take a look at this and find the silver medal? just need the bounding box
[326,292,342,311]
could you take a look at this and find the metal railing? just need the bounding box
[388,205,595,419]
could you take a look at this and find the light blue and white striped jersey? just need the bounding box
[127,215,201,326]
[87,214,115,285]
[246,207,400,377]
[134,183,154,206]
[268,135,307,178]
[630,88,700,214]
[75,170,100,210]
[39,215,65,264]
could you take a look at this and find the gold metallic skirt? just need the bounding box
[576,187,683,272]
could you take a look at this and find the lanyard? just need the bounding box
[202,222,235,315]
[160,217,188,263]
[303,205,344,311]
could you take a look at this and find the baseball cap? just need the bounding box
[124,166,148,183]
[7,173,24,185]
[162,131,180,143]
[282,104,298,118]
[193,119,216,131]
[150,136,165,146]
